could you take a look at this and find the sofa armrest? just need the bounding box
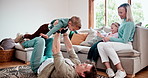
[138,26,148,67]
[134,26,148,67]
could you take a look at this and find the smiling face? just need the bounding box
[68,21,80,31]
[111,24,118,34]
[75,63,93,77]
[118,7,126,19]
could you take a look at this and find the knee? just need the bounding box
[97,42,105,48]
[35,37,45,45]
[46,38,53,44]
[49,38,53,42]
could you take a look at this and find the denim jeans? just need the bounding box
[22,37,53,73]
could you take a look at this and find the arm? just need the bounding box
[63,33,81,64]
[40,20,60,39]
[46,21,64,37]
[110,22,135,43]
[52,33,61,54]
[97,32,105,38]
[52,33,70,75]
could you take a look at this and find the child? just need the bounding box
[14,16,81,42]
[86,22,120,63]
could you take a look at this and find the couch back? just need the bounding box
[132,26,148,52]
[132,26,148,67]
[78,26,148,53]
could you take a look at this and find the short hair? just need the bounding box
[80,65,97,78]
[118,3,134,22]
[70,16,81,29]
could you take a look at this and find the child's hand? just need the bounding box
[40,33,49,39]
[53,20,59,26]
[97,32,104,38]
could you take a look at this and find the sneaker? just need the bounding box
[14,33,24,43]
[114,70,126,78]
[106,68,115,77]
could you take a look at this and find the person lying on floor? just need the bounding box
[37,32,97,78]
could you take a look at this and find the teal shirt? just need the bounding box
[110,19,135,43]
[46,18,69,37]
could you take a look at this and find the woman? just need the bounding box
[97,3,135,78]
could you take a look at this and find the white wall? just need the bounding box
[0,0,88,41]
[69,0,88,29]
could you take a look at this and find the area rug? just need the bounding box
[0,65,108,78]
[0,65,37,78]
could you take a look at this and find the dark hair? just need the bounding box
[80,65,97,78]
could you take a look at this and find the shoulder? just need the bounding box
[124,21,135,28]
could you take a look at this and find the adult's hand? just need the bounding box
[103,37,110,42]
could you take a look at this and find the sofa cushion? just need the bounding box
[71,33,88,45]
[15,43,34,51]
[117,49,140,57]
[77,47,140,57]
[60,43,90,53]
[60,44,79,53]
[80,28,97,46]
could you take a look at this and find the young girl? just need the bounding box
[86,22,120,63]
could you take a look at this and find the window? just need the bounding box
[89,0,147,28]
[132,0,148,27]
[94,0,128,28]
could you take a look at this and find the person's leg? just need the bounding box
[92,47,99,62]
[97,42,115,77]
[103,42,133,78]
[97,42,109,63]
[24,24,49,39]
[22,37,46,73]
[103,42,133,68]
[44,38,54,59]
[87,41,100,61]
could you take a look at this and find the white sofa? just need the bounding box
[14,26,148,78]
[15,44,33,63]
[61,26,148,78]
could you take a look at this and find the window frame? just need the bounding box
[89,0,131,28]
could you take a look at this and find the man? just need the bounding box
[38,32,97,78]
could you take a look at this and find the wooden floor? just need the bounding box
[0,59,148,78]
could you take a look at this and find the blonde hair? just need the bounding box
[70,16,81,29]
[118,3,134,22]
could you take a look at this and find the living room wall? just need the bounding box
[0,0,88,41]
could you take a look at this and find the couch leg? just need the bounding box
[126,74,135,78]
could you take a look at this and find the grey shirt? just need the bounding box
[38,48,81,78]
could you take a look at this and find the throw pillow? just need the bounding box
[71,33,88,45]
[87,36,102,46]
[80,28,97,46]
[0,38,15,50]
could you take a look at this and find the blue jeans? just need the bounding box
[22,37,53,73]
